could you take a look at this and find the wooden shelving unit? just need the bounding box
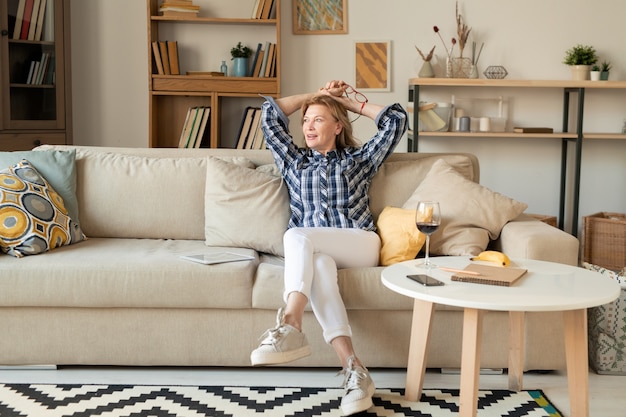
[408,78,626,236]
[0,0,72,150]
[146,0,281,148]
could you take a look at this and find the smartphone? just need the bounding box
[406,274,444,286]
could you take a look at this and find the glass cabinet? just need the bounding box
[0,0,71,150]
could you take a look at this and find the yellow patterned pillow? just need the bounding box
[0,159,85,258]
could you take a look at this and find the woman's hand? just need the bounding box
[319,80,347,97]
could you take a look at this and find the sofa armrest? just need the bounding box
[492,214,579,266]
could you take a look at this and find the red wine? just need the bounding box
[416,222,439,235]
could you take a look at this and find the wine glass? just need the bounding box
[415,201,441,269]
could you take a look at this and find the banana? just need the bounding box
[470,250,510,267]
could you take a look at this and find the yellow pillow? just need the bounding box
[377,206,427,266]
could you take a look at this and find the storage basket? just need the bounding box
[583,262,626,375]
[527,213,557,228]
[582,212,626,271]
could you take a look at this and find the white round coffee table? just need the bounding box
[381,256,620,417]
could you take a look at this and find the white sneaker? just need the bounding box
[250,308,311,366]
[339,356,375,415]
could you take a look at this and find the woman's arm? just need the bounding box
[272,93,316,117]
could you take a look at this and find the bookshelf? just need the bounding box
[0,0,72,150]
[147,0,280,148]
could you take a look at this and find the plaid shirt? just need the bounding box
[261,97,407,231]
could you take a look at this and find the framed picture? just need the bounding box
[354,40,391,91]
[292,0,347,35]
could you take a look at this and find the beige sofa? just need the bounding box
[0,145,579,370]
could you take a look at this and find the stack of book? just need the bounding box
[178,106,210,148]
[249,42,277,77]
[25,52,54,85]
[12,0,53,41]
[251,0,277,19]
[151,41,180,75]
[159,0,200,17]
[236,107,266,149]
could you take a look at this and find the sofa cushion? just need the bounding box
[0,160,85,257]
[377,206,426,266]
[2,149,79,224]
[204,157,290,256]
[403,159,527,256]
[0,238,256,309]
[369,154,477,223]
[73,152,221,240]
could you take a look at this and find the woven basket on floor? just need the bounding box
[582,212,626,271]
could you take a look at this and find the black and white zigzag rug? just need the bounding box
[0,384,562,417]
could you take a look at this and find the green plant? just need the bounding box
[591,65,600,72]
[563,44,598,66]
[230,42,252,59]
[601,60,612,72]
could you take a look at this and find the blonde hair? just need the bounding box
[301,95,359,150]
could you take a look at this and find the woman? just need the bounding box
[251,80,407,416]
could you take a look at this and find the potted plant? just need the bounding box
[563,44,598,80]
[230,42,252,77]
[600,60,612,80]
[590,65,601,81]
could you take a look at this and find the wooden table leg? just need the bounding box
[563,309,589,417]
[405,299,435,401]
[459,308,484,417]
[508,311,525,391]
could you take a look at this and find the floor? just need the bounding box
[0,366,624,416]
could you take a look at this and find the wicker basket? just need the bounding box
[582,212,626,271]
[527,213,557,227]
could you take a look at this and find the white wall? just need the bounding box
[70,0,626,234]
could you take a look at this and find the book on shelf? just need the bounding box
[236,107,257,149]
[512,127,554,133]
[236,107,266,150]
[187,107,204,148]
[13,0,27,39]
[151,42,164,75]
[178,107,198,148]
[258,41,272,78]
[193,107,211,148]
[178,107,210,148]
[13,0,48,41]
[167,41,180,75]
[251,0,262,18]
[27,0,41,40]
[450,264,528,287]
[33,0,47,41]
[265,43,276,77]
[159,0,200,17]
[248,43,263,77]
[260,0,274,19]
[252,49,265,77]
[268,0,277,19]
[19,0,35,40]
[246,109,263,149]
[159,41,171,74]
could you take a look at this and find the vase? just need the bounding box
[600,71,610,81]
[469,64,479,79]
[418,61,435,78]
[232,57,248,77]
[570,65,590,81]
[444,57,453,78]
[451,57,472,78]
[590,71,601,81]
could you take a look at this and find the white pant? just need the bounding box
[282,227,381,344]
